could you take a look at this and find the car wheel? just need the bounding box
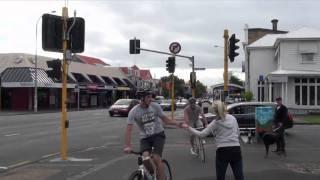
[109,112,114,117]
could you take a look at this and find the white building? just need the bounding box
[244,27,320,114]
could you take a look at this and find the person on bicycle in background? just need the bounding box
[182,100,244,180]
[124,89,183,180]
[183,97,208,155]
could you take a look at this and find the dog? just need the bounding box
[261,128,280,158]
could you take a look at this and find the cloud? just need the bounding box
[1,0,320,86]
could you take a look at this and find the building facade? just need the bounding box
[0,53,135,111]
[244,23,320,114]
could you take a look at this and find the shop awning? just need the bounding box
[1,67,75,88]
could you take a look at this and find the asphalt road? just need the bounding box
[0,109,320,180]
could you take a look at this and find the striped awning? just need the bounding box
[1,67,74,88]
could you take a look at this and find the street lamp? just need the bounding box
[34,11,56,112]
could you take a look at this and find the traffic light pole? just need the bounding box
[191,56,195,97]
[171,73,175,120]
[61,6,69,160]
[223,29,229,103]
[138,47,196,97]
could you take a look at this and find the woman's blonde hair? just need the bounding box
[213,100,226,120]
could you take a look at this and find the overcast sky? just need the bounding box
[1,0,319,86]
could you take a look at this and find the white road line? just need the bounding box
[4,133,20,137]
[8,161,31,169]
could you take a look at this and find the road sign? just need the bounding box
[194,67,206,70]
[169,42,181,54]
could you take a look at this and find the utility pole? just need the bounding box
[223,30,229,102]
[61,6,69,160]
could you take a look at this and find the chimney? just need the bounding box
[271,19,278,31]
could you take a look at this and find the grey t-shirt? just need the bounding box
[127,102,165,139]
[184,105,202,127]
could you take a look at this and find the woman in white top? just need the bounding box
[183,100,244,180]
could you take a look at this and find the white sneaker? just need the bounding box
[202,139,206,144]
[190,148,198,155]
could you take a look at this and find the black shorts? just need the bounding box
[140,131,166,157]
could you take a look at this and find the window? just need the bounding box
[310,86,315,105]
[302,86,307,105]
[295,86,300,105]
[318,86,320,105]
[301,53,314,63]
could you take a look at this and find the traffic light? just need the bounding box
[46,59,62,82]
[42,14,85,53]
[228,33,240,62]
[129,39,140,54]
[166,56,175,73]
[190,72,196,88]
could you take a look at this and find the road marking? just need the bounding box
[42,152,60,158]
[50,157,93,162]
[66,155,130,180]
[4,133,20,137]
[8,161,31,169]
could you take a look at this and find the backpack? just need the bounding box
[283,112,293,129]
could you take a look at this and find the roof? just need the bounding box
[75,55,109,66]
[211,83,244,89]
[248,28,320,49]
[269,69,320,75]
[140,69,152,80]
[248,34,284,48]
[0,53,133,87]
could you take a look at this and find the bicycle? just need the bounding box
[129,151,172,180]
[192,127,206,163]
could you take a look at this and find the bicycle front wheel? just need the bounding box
[197,138,206,163]
[162,159,172,180]
[129,170,143,180]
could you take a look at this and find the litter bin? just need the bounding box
[255,106,274,141]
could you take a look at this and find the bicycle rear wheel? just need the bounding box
[197,138,206,163]
[129,170,144,180]
[162,159,172,180]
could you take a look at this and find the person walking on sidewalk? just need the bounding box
[183,97,208,155]
[182,100,244,180]
[273,97,288,155]
[123,89,183,180]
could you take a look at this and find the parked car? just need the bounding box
[176,98,188,108]
[159,99,177,111]
[155,96,165,104]
[200,102,294,134]
[109,99,140,117]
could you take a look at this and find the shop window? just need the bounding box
[294,78,300,83]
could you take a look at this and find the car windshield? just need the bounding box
[114,99,131,105]
[161,100,172,104]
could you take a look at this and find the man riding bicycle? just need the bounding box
[184,97,208,155]
[124,90,183,180]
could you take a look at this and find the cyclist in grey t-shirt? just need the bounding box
[124,90,183,180]
[184,97,208,155]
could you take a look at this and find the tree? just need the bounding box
[242,91,253,101]
[229,72,244,87]
[195,80,207,98]
[160,75,185,98]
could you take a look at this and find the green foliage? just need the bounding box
[242,91,253,101]
[229,73,244,86]
[160,75,186,98]
[195,80,207,98]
